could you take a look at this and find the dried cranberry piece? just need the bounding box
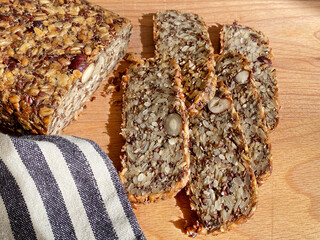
[69,54,88,72]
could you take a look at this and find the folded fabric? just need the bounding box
[0,133,145,240]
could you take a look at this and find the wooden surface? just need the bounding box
[63,0,320,239]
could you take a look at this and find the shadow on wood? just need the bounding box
[208,23,223,54]
[171,188,198,234]
[139,13,156,58]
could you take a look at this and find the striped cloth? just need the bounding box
[0,133,145,240]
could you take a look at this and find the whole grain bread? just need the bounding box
[215,53,272,185]
[153,10,217,115]
[120,58,190,203]
[186,82,258,235]
[0,0,131,134]
[220,22,279,131]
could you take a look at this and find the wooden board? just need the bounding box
[63,0,320,239]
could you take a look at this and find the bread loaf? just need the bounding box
[0,0,132,134]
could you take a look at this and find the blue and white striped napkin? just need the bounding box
[0,133,145,240]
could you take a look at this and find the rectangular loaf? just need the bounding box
[153,10,217,115]
[186,82,257,236]
[120,58,190,203]
[0,0,132,134]
[215,53,272,185]
[220,23,279,130]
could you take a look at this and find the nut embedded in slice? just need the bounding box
[69,54,89,72]
[120,58,190,203]
[208,97,231,114]
[165,113,182,136]
[235,70,249,84]
[81,63,95,83]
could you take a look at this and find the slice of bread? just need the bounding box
[215,53,272,185]
[120,58,190,203]
[220,23,279,131]
[154,10,217,115]
[187,82,257,235]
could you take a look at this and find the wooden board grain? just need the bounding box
[63,0,320,239]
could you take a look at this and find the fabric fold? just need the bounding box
[0,133,145,240]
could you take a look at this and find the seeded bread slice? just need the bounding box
[220,23,279,131]
[153,10,217,115]
[186,82,257,236]
[0,0,131,134]
[215,53,272,185]
[120,58,190,203]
